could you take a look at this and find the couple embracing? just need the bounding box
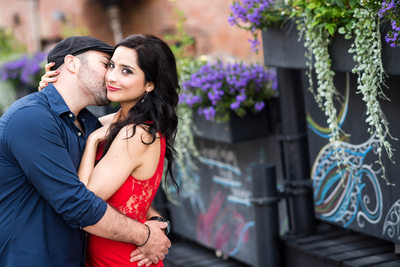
[0,34,179,266]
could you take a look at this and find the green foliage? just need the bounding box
[0,27,33,113]
[0,81,17,114]
[164,8,195,61]
[0,27,25,60]
[60,19,89,38]
[231,0,397,183]
[291,0,360,36]
[161,8,204,197]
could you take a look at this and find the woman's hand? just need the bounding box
[38,62,59,91]
[88,110,122,145]
[88,125,111,145]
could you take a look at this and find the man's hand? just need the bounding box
[130,220,171,266]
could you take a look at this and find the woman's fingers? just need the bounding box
[38,63,59,91]
[41,77,57,83]
[45,62,55,72]
[130,249,145,262]
[137,258,151,267]
[41,71,59,80]
[38,81,48,91]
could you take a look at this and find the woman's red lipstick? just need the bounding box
[107,86,120,91]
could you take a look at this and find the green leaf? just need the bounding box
[307,2,317,9]
[345,22,352,31]
[335,0,344,8]
[349,0,358,8]
[325,23,336,36]
[338,27,346,34]
[344,34,352,40]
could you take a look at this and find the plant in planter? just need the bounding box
[0,28,45,113]
[229,0,400,184]
[180,61,277,122]
[0,52,47,90]
[161,9,207,197]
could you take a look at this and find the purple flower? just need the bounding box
[230,101,241,110]
[385,31,399,46]
[2,56,28,70]
[186,95,202,107]
[180,60,277,121]
[228,15,236,26]
[203,107,216,121]
[0,51,46,87]
[247,8,262,25]
[255,101,265,111]
[392,21,400,32]
[229,0,274,52]
[378,1,396,18]
[207,91,221,105]
[236,93,247,102]
[249,38,261,53]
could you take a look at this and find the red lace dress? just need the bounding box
[85,137,166,267]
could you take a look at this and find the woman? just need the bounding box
[40,34,179,266]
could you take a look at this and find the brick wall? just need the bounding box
[0,0,262,62]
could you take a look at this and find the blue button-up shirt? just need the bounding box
[0,84,107,266]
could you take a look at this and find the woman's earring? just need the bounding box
[141,91,149,103]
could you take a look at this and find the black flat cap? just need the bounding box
[47,36,114,70]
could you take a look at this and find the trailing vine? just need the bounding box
[228,0,400,185]
[161,8,205,199]
[300,12,342,150]
[350,6,396,185]
[165,58,205,199]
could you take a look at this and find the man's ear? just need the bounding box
[145,82,154,93]
[63,55,80,73]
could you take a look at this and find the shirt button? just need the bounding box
[69,113,73,118]
[78,132,82,136]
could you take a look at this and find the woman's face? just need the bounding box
[105,46,153,107]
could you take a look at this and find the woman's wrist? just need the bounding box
[87,133,101,146]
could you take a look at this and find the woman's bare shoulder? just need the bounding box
[117,124,155,143]
[98,112,116,125]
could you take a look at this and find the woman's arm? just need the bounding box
[78,132,102,186]
[82,125,154,200]
[78,110,121,186]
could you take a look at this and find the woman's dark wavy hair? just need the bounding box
[102,34,180,191]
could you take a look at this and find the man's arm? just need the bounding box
[84,205,170,263]
[5,106,170,261]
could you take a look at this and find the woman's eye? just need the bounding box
[122,68,132,74]
[108,62,115,69]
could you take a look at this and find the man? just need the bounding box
[0,36,170,266]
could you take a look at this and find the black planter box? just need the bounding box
[192,99,278,143]
[262,26,400,74]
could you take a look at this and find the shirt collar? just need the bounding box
[42,83,100,126]
[42,83,70,116]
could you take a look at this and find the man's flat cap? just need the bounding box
[47,36,114,70]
